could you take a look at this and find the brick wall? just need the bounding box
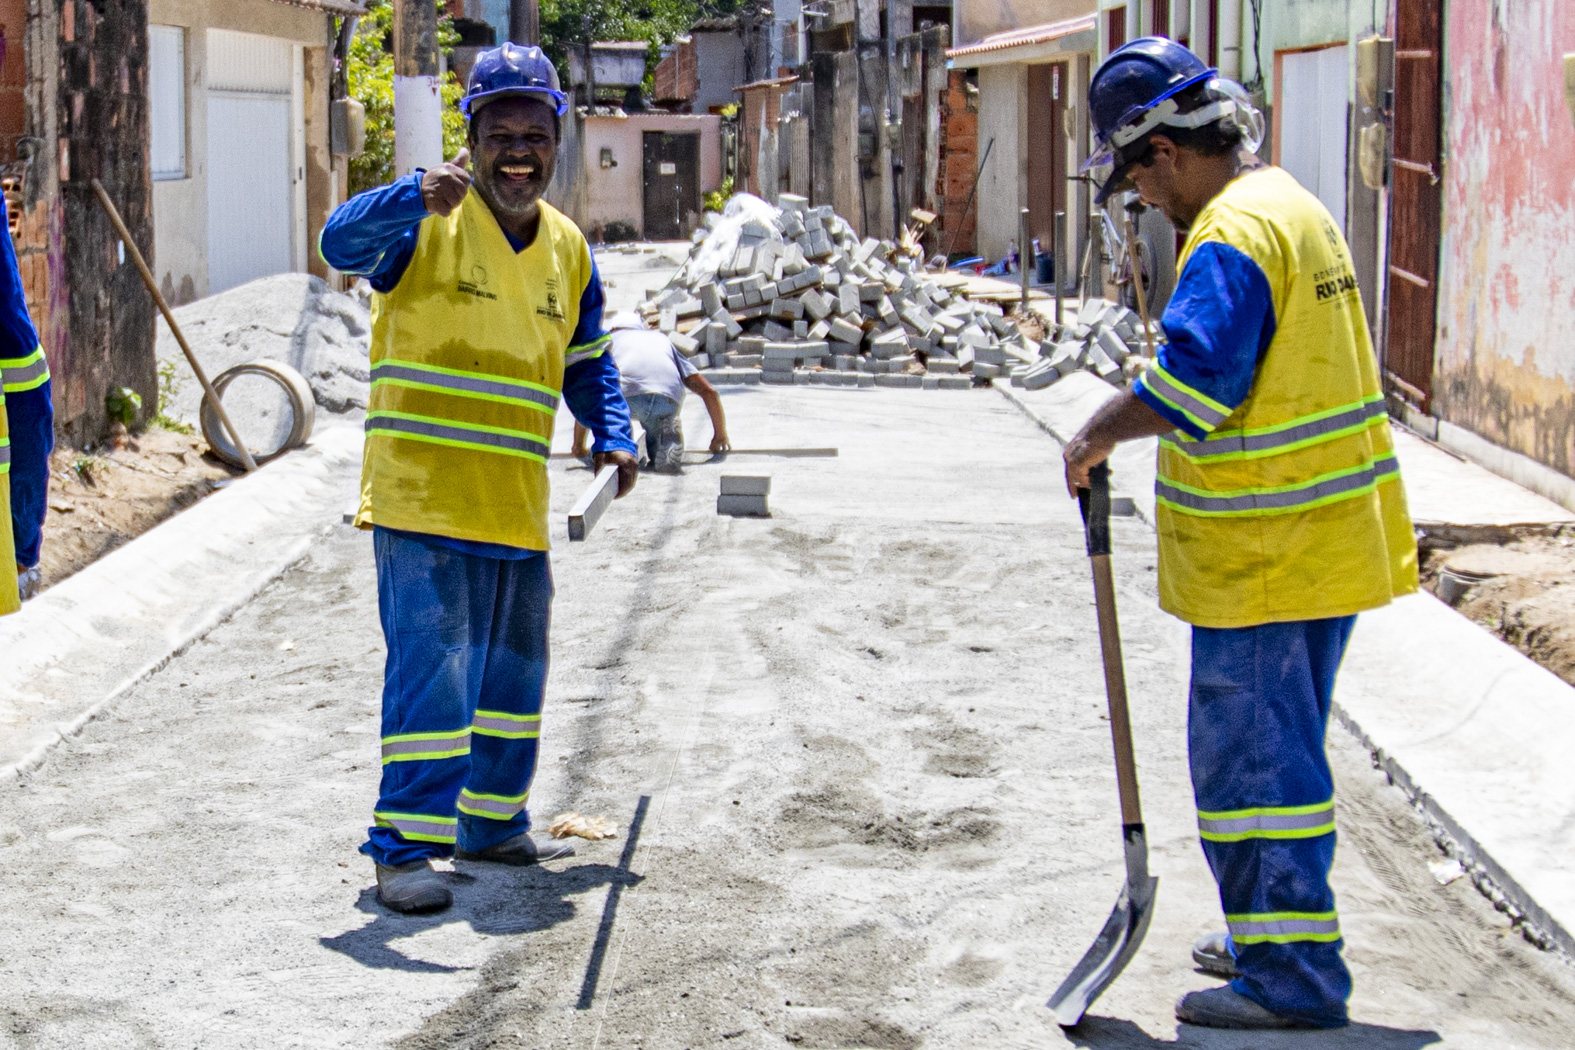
[54,0,156,443]
[653,37,698,108]
[933,69,977,256]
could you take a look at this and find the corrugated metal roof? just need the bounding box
[735,74,799,92]
[266,0,369,14]
[946,13,1097,59]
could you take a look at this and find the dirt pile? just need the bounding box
[155,273,371,424]
[1419,524,1575,688]
[643,193,1157,390]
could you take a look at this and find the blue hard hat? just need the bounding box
[463,42,569,119]
[1082,37,1218,203]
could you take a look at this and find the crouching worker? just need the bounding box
[572,312,731,471]
[320,44,639,914]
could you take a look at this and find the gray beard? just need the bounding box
[473,173,542,228]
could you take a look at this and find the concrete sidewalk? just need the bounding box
[0,423,362,780]
[996,375,1575,959]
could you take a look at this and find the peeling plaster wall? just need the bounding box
[1434,0,1575,478]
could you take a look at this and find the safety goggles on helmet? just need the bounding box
[463,85,570,119]
[1081,77,1265,203]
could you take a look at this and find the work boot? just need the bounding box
[375,859,452,914]
[1176,987,1312,1029]
[456,832,575,867]
[1191,931,1241,978]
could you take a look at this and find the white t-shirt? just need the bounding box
[608,328,697,404]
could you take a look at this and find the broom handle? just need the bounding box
[91,179,257,472]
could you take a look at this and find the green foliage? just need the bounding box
[71,455,111,485]
[105,386,142,428]
[347,1,470,198]
[538,0,697,91]
[152,359,194,435]
[701,174,734,213]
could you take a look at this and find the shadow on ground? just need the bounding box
[318,860,642,973]
[1068,1015,1441,1049]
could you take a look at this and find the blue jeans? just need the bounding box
[1190,616,1356,1028]
[362,528,552,867]
[626,392,683,472]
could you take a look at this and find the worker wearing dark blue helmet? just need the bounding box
[1064,37,1417,1033]
[320,44,638,915]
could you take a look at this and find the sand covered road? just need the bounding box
[1,387,1572,1049]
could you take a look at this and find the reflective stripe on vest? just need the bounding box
[1197,800,1335,842]
[372,359,561,415]
[1140,363,1233,433]
[457,788,530,819]
[1162,396,1388,463]
[472,710,541,739]
[366,411,551,463]
[0,348,49,393]
[0,436,9,474]
[1226,910,1341,945]
[565,334,610,368]
[374,810,458,844]
[381,730,472,764]
[1157,452,1399,517]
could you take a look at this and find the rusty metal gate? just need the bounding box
[642,132,701,241]
[1384,0,1443,409]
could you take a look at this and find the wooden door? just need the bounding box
[1025,63,1067,279]
[1384,0,1442,408]
[642,132,700,241]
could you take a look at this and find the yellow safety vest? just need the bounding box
[354,192,607,550]
[1151,168,1417,628]
[0,388,17,617]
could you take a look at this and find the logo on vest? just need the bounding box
[537,279,566,321]
[458,264,497,301]
[1311,263,1358,303]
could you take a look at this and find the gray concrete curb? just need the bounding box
[0,425,362,782]
[994,379,1575,966]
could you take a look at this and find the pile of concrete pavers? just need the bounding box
[1012,296,1162,392]
[636,193,1160,392]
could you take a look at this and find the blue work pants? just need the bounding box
[1189,615,1356,1028]
[362,528,552,868]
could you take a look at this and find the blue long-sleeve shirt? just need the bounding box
[1132,241,1277,439]
[0,193,52,569]
[321,173,634,558]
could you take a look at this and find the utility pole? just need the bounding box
[393,0,443,177]
[509,0,539,46]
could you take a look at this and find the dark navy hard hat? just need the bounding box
[1082,37,1218,203]
[463,43,569,119]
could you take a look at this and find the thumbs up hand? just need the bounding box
[421,147,472,217]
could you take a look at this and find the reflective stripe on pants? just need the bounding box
[1189,616,1356,1028]
[361,528,552,867]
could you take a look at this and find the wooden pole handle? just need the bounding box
[1090,553,1144,826]
[91,179,258,473]
[1121,212,1158,360]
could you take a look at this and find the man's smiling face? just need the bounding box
[469,96,558,227]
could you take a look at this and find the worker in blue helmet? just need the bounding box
[319,44,638,915]
[1062,37,1417,1031]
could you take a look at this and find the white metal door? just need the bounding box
[206,29,299,295]
[1278,44,1348,231]
[207,94,293,293]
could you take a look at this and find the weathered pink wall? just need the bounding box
[580,113,722,239]
[1434,0,1575,475]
